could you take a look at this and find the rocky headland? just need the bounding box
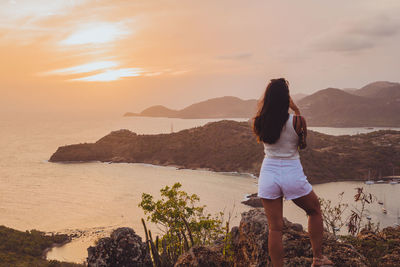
[87,208,400,267]
[50,120,400,185]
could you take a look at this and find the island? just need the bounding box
[49,120,400,185]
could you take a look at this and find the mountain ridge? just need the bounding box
[124,81,400,126]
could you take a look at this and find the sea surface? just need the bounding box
[0,113,399,263]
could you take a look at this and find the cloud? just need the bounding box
[70,68,143,82]
[217,53,252,60]
[313,14,400,53]
[44,61,118,75]
[60,21,131,46]
[1,0,88,22]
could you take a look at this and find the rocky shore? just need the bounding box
[87,208,400,266]
[50,120,400,185]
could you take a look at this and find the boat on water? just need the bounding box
[378,200,384,205]
[377,180,385,183]
[364,169,374,185]
[390,180,398,185]
[382,208,388,214]
[395,210,400,227]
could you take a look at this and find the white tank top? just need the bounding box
[263,114,299,159]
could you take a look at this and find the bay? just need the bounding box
[0,113,398,263]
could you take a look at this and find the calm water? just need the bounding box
[0,113,399,263]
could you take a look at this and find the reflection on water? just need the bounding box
[0,114,399,263]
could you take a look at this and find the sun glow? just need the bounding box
[70,68,143,82]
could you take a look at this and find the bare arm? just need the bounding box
[289,97,300,115]
[293,115,307,137]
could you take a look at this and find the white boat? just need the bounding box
[390,180,398,185]
[382,208,388,214]
[377,180,385,183]
[365,180,374,185]
[366,215,372,220]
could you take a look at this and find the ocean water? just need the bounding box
[0,113,399,263]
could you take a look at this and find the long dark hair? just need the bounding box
[253,78,290,144]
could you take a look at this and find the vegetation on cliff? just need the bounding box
[87,184,400,266]
[138,183,232,266]
[50,120,400,184]
[0,226,83,267]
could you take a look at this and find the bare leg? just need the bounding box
[261,197,284,267]
[292,190,323,258]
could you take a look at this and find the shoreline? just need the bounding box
[49,159,368,185]
[42,238,72,260]
[122,115,400,128]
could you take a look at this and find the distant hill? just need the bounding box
[291,93,308,102]
[351,81,400,98]
[124,81,400,126]
[298,81,400,126]
[124,96,258,119]
[49,120,400,185]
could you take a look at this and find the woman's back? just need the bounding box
[263,114,299,159]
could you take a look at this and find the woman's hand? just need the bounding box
[289,97,300,115]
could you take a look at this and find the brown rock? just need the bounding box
[241,193,263,208]
[174,245,230,267]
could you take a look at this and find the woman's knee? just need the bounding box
[306,202,321,216]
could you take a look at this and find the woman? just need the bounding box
[253,78,333,267]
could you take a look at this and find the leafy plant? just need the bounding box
[138,182,232,266]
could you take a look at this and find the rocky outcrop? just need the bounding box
[50,120,400,185]
[230,208,368,267]
[174,245,230,267]
[87,227,152,267]
[241,193,262,208]
[85,210,400,267]
[346,227,400,267]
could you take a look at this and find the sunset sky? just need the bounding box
[1,0,400,114]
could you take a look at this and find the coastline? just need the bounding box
[42,238,72,260]
[51,159,367,185]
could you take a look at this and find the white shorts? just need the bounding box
[257,157,312,200]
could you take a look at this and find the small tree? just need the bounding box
[347,187,377,236]
[139,182,230,266]
[319,187,379,237]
